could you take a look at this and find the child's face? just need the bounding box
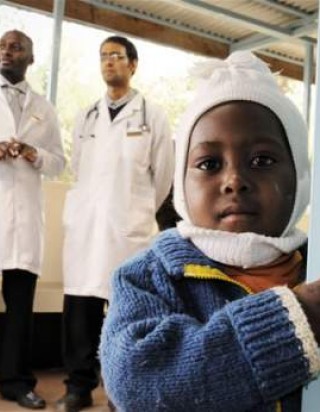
[185,101,296,237]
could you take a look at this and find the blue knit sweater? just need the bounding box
[100,229,314,412]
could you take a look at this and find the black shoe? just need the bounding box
[56,392,93,412]
[17,391,46,409]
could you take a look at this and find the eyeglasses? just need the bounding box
[100,52,127,62]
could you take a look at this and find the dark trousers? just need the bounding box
[62,295,106,395]
[0,270,37,399]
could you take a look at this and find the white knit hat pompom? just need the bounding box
[174,51,310,237]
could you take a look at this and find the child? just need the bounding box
[99,51,320,412]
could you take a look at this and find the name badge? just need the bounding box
[31,114,42,122]
[127,128,143,137]
[126,120,143,137]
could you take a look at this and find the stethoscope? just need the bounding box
[140,97,149,132]
[79,97,149,139]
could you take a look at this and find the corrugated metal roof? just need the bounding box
[82,0,318,65]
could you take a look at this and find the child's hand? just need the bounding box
[294,280,320,344]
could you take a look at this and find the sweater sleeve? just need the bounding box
[100,255,317,412]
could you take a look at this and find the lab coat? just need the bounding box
[63,92,174,299]
[0,85,65,275]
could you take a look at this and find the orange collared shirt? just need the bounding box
[223,251,303,293]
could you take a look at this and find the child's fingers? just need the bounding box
[294,280,320,344]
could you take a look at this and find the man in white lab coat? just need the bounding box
[59,36,174,411]
[0,30,65,409]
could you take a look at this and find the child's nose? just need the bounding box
[220,167,252,194]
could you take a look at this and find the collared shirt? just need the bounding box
[0,74,27,126]
[105,88,137,109]
[224,250,303,293]
[105,88,137,121]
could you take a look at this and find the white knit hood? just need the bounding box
[174,51,310,236]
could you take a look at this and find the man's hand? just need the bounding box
[7,139,38,163]
[19,142,38,163]
[0,142,9,160]
[7,139,21,158]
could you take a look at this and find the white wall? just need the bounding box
[34,181,69,312]
[0,181,69,313]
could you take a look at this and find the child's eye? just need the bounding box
[197,158,221,171]
[251,155,276,168]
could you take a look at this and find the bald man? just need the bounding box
[0,30,65,409]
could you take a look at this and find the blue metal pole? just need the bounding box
[302,2,320,411]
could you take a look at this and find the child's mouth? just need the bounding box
[220,213,256,225]
[219,206,257,219]
[218,206,258,229]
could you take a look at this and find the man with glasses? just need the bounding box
[58,35,174,411]
[0,30,65,409]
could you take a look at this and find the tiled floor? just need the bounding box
[0,370,112,412]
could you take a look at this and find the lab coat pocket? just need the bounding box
[122,131,150,164]
[123,191,155,238]
[19,112,46,143]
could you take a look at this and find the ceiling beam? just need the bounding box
[232,33,280,52]
[254,0,314,19]
[232,7,317,52]
[79,0,315,64]
[257,53,305,80]
[232,19,317,53]
[81,0,231,45]
[2,0,305,81]
[179,0,315,44]
[3,0,230,58]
